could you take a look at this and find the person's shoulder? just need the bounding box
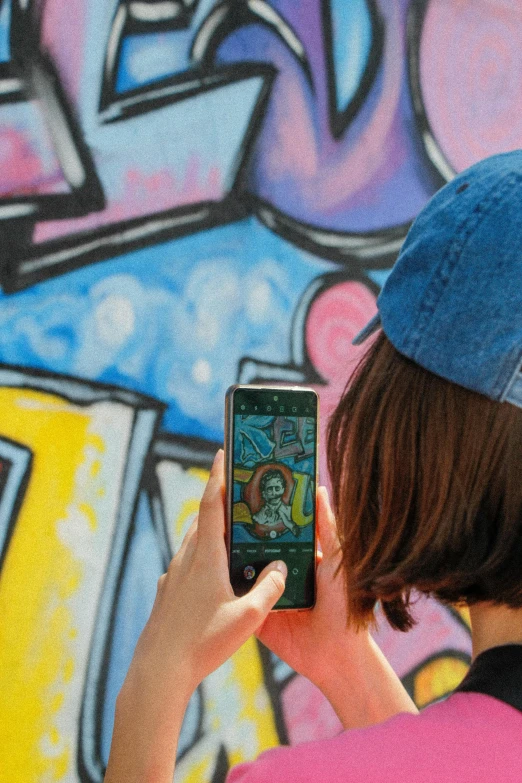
[226,710,421,783]
[226,694,522,783]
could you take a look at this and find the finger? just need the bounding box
[317,486,341,560]
[236,561,287,629]
[196,449,225,547]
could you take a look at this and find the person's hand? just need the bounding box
[257,486,372,692]
[124,450,287,703]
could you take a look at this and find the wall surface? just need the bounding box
[0,0,520,780]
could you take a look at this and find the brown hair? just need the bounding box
[327,332,522,632]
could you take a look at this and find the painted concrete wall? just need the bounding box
[0,0,520,780]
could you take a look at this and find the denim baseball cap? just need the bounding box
[353,150,522,408]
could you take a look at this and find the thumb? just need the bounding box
[236,561,287,626]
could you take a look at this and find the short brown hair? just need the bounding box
[327,332,522,632]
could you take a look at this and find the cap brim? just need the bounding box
[352,313,381,345]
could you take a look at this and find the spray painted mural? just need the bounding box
[0,0,520,779]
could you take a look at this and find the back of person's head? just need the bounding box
[328,333,522,632]
[328,150,522,632]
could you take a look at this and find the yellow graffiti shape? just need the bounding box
[414,655,470,708]
[290,471,313,527]
[232,502,252,524]
[0,387,116,782]
[234,467,253,484]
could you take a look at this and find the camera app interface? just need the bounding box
[230,389,317,609]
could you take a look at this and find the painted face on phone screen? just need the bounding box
[229,399,317,608]
[231,415,315,543]
[251,469,300,538]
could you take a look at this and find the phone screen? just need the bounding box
[227,387,317,609]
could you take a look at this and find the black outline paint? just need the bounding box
[1,58,273,290]
[447,605,472,634]
[211,744,230,783]
[152,432,226,774]
[0,361,165,410]
[0,60,26,104]
[0,1,275,291]
[0,0,408,292]
[322,0,385,139]
[0,2,105,223]
[251,195,408,268]
[0,436,32,574]
[153,430,222,468]
[2,198,242,292]
[79,426,225,780]
[126,0,198,34]
[0,52,105,222]
[99,0,203,112]
[407,0,455,185]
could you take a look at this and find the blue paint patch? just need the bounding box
[0,0,11,63]
[329,0,373,115]
[0,218,332,441]
[367,268,392,288]
[116,31,193,93]
[93,74,266,203]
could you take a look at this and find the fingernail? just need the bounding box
[318,485,332,505]
[271,560,287,577]
[212,449,224,471]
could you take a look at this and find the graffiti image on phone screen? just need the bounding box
[230,412,316,608]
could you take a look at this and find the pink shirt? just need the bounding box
[227,692,522,782]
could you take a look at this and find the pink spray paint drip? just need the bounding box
[33,155,223,243]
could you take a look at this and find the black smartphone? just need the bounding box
[225,385,318,610]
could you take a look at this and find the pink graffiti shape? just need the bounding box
[0,126,66,196]
[282,675,343,745]
[420,0,522,172]
[33,156,222,243]
[304,279,377,484]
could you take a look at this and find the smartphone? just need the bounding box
[225,385,318,610]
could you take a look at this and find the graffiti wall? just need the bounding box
[0,0,520,780]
